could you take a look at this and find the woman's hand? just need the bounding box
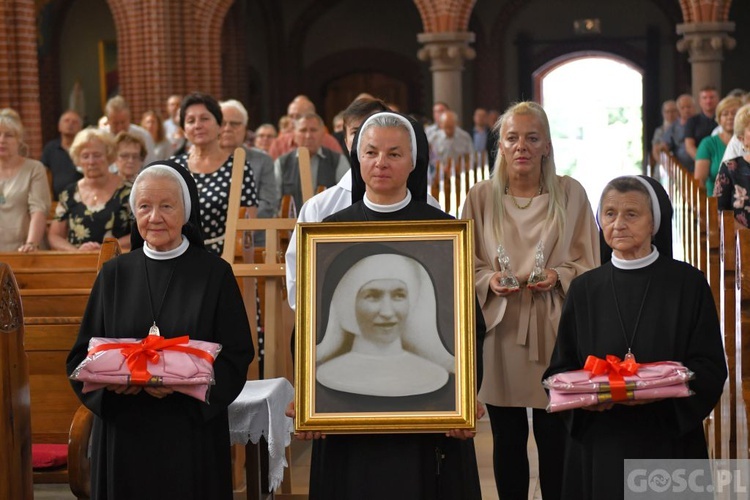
[286,401,325,440]
[17,242,38,253]
[79,241,102,252]
[105,384,142,395]
[489,272,522,297]
[527,268,559,293]
[582,401,615,411]
[143,386,174,399]
[446,400,485,440]
[477,400,486,420]
[619,398,663,406]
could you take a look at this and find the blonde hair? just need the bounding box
[735,104,750,140]
[0,108,27,157]
[490,101,566,242]
[716,96,742,121]
[69,127,117,164]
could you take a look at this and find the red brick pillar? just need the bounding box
[0,0,43,157]
[105,0,234,118]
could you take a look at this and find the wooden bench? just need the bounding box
[736,226,750,459]
[0,262,34,499]
[709,200,735,460]
[0,242,119,498]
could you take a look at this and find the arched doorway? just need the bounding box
[535,53,644,207]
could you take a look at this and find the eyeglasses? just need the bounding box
[118,153,142,161]
[222,121,244,129]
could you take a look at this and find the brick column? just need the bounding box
[105,0,234,118]
[0,0,43,157]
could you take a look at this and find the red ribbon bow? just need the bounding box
[583,354,640,402]
[89,335,215,384]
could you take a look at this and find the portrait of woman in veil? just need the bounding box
[312,241,458,414]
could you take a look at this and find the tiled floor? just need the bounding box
[34,412,542,499]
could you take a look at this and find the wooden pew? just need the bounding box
[709,200,735,459]
[659,153,733,460]
[736,227,750,459]
[0,242,118,495]
[0,263,33,500]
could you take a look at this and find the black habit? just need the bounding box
[544,255,727,500]
[66,246,254,500]
[307,198,484,500]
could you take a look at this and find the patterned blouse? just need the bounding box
[171,153,259,255]
[55,182,132,246]
[714,155,750,228]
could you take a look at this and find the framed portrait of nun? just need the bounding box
[294,219,476,434]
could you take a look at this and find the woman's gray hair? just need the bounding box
[129,165,191,224]
[489,101,566,242]
[219,99,249,126]
[356,112,417,168]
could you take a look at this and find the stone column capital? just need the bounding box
[417,31,476,71]
[676,21,736,62]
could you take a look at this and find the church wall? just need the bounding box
[723,2,750,94]
[242,1,275,127]
[58,0,115,125]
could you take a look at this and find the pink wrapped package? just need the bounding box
[546,383,693,413]
[543,361,694,394]
[69,335,222,403]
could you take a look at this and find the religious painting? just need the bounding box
[295,220,476,434]
[98,40,118,111]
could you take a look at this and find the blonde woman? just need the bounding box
[0,109,51,252]
[462,101,600,500]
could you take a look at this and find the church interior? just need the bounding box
[1,0,749,499]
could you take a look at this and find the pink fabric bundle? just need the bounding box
[543,358,694,413]
[70,335,222,403]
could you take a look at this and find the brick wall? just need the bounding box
[0,0,43,157]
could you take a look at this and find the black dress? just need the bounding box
[307,198,484,500]
[66,246,254,500]
[544,255,727,500]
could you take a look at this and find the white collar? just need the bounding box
[611,245,659,270]
[143,236,189,260]
[363,189,412,213]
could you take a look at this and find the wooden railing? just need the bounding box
[657,151,750,459]
[431,151,491,217]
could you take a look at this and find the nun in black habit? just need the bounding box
[306,112,484,499]
[66,160,254,500]
[543,175,727,500]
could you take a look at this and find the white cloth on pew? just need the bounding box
[228,378,294,491]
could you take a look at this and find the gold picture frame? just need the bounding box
[295,219,476,434]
